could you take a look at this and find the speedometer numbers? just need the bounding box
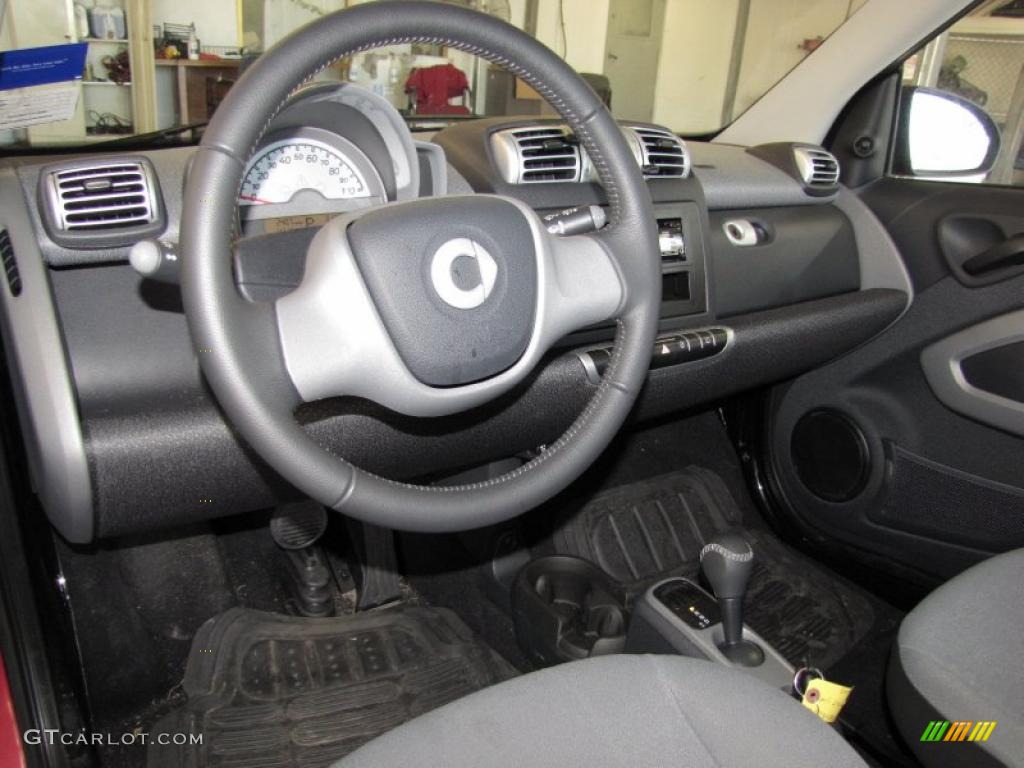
[238,139,369,205]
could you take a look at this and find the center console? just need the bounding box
[653,201,709,318]
[573,199,723,383]
[624,532,793,689]
[510,531,795,692]
[625,577,794,689]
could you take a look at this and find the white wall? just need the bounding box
[505,0,608,73]
[652,0,739,134]
[732,0,863,118]
[505,0,527,28]
[0,1,14,51]
[261,0,349,49]
[649,0,868,134]
[151,0,239,46]
[535,0,610,74]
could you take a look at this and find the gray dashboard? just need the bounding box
[0,104,913,542]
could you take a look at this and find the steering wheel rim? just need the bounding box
[180,0,660,532]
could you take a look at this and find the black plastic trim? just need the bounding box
[59,287,906,537]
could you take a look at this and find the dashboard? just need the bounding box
[0,82,914,542]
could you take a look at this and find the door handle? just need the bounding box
[962,233,1024,276]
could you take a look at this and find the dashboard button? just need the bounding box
[580,326,729,383]
[684,332,715,360]
[651,339,676,369]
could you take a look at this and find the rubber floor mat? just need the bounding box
[147,605,516,768]
[552,467,875,669]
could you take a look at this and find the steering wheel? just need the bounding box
[179,0,660,532]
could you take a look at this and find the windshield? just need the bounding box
[0,0,863,149]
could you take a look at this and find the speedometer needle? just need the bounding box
[239,194,273,204]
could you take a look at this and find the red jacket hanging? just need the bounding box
[406,64,471,115]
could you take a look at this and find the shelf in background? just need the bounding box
[155,58,241,68]
[82,81,132,87]
[80,37,129,43]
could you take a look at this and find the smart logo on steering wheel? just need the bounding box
[429,238,499,310]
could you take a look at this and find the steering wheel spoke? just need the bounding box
[275,196,625,417]
[540,228,625,339]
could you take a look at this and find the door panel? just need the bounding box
[961,340,1024,402]
[921,310,1024,437]
[764,178,1024,584]
[938,214,1024,286]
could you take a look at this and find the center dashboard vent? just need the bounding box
[491,126,582,184]
[490,124,690,184]
[629,126,691,178]
[39,158,165,248]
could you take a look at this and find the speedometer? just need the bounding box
[238,137,371,206]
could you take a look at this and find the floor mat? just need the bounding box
[552,467,876,669]
[147,605,516,768]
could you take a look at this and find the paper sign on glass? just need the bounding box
[0,43,87,90]
[0,83,81,130]
[0,44,87,131]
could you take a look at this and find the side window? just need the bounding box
[895,3,1024,185]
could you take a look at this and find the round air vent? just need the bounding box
[790,409,869,503]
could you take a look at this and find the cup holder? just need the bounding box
[511,555,628,666]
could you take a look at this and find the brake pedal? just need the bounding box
[346,520,403,610]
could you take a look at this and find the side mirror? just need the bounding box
[894,86,1001,180]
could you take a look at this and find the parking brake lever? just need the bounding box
[962,233,1024,276]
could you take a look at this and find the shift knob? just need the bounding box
[700,532,754,599]
[700,532,763,667]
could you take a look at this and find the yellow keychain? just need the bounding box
[802,677,854,724]
[795,668,854,724]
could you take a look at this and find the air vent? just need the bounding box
[629,126,691,179]
[793,147,840,189]
[0,229,22,296]
[39,158,164,248]
[491,124,690,184]
[491,126,582,184]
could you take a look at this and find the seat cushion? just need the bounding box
[336,654,866,768]
[889,547,1024,768]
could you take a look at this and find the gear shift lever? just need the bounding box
[700,532,764,667]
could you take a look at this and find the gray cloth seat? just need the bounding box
[337,654,866,768]
[888,547,1024,768]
